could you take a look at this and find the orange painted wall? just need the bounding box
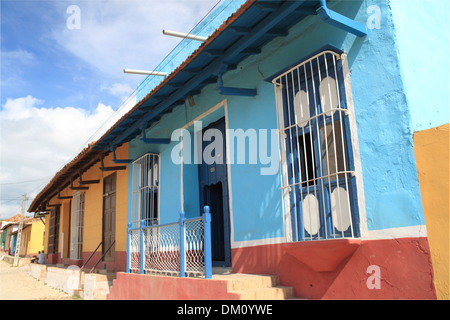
[42,197,71,259]
[61,200,71,258]
[43,215,49,254]
[19,226,31,256]
[42,143,129,270]
[414,123,449,300]
[81,144,128,254]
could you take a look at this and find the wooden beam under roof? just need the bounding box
[99,157,127,171]
[70,179,89,190]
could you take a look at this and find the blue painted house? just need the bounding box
[30,0,449,299]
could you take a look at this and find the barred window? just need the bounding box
[70,191,84,260]
[131,153,160,228]
[273,49,359,241]
[48,207,60,254]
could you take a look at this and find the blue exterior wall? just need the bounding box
[10,233,17,255]
[128,0,441,242]
[389,0,450,132]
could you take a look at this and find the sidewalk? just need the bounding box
[0,259,76,300]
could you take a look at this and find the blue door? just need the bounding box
[10,234,17,255]
[198,117,231,267]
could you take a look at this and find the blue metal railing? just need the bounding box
[127,206,212,279]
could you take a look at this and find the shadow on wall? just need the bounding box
[231,237,436,299]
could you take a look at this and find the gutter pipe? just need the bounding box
[317,0,367,37]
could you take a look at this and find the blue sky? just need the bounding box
[2,1,124,109]
[0,0,220,219]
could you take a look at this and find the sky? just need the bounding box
[0,0,221,220]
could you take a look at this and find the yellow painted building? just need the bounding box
[20,218,45,257]
[414,123,450,300]
[35,143,129,271]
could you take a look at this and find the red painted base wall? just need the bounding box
[81,251,127,272]
[231,237,436,299]
[44,251,126,272]
[108,272,242,300]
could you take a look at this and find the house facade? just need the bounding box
[0,215,44,258]
[28,0,448,299]
[18,218,45,257]
[28,144,129,271]
[1,222,19,255]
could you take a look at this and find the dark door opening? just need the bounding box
[103,172,116,262]
[198,117,231,267]
[48,206,60,255]
[204,182,226,262]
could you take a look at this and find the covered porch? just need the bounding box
[127,206,213,279]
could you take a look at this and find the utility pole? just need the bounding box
[13,194,27,267]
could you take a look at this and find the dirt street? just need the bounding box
[0,260,76,300]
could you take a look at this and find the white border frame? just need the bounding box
[179,99,236,249]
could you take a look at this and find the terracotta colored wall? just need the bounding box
[108,272,241,300]
[231,238,435,300]
[414,123,450,300]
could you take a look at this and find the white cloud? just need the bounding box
[101,82,135,104]
[107,83,133,97]
[52,0,219,77]
[2,49,35,65]
[0,95,124,219]
[0,0,219,219]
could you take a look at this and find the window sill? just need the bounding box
[282,238,361,272]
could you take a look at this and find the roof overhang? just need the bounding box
[27,147,107,212]
[28,0,367,213]
[93,0,324,152]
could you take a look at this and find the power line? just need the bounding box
[0,177,50,186]
[2,0,228,213]
[73,0,225,157]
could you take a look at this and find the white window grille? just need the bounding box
[131,153,160,228]
[273,49,360,242]
[70,191,84,260]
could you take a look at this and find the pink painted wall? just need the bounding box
[108,272,242,300]
[232,238,436,299]
[108,238,435,300]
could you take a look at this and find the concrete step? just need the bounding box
[212,267,232,275]
[73,288,84,299]
[213,273,278,291]
[213,273,295,300]
[91,269,116,281]
[93,268,114,274]
[238,285,294,300]
[83,272,115,300]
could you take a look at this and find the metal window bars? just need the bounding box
[131,153,160,229]
[273,50,359,242]
[127,207,212,279]
[70,191,84,260]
